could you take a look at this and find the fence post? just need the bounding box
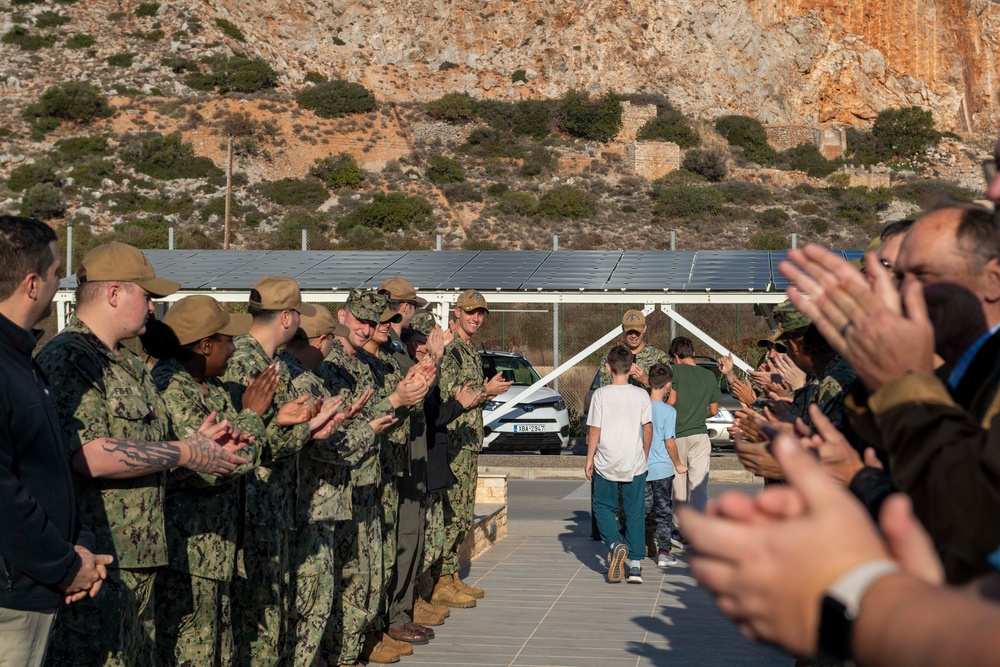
[301,229,307,251]
[436,234,441,251]
[670,230,676,251]
[168,227,174,250]
[552,234,559,392]
[669,233,677,339]
[65,225,73,278]
[791,233,798,249]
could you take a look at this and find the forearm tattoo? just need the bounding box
[101,438,183,472]
[182,432,228,473]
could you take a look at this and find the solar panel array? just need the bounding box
[59,250,863,293]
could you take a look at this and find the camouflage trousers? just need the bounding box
[153,569,232,667]
[376,472,400,629]
[324,499,382,664]
[45,567,157,667]
[439,446,479,576]
[420,491,446,574]
[287,522,337,667]
[231,525,290,667]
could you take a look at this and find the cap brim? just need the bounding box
[295,303,318,317]
[412,295,428,307]
[137,277,181,298]
[461,306,489,314]
[220,313,253,338]
[333,322,350,337]
[380,307,403,324]
[756,339,775,348]
[623,327,643,334]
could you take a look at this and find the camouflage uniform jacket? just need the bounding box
[440,335,485,452]
[152,358,266,580]
[220,334,311,530]
[279,350,375,522]
[316,338,394,486]
[598,344,670,388]
[36,315,171,569]
[368,345,415,478]
[790,355,857,432]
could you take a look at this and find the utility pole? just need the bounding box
[224,136,233,250]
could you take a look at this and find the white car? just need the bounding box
[479,351,570,455]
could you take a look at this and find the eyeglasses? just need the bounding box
[983,157,998,187]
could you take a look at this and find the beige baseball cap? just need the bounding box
[298,306,349,339]
[622,309,645,333]
[249,276,317,316]
[455,289,489,313]
[77,242,180,298]
[378,276,428,306]
[162,296,252,346]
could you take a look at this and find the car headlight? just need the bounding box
[712,408,734,422]
[484,400,502,412]
[553,399,566,412]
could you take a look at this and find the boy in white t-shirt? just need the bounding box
[586,345,653,584]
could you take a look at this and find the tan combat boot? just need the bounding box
[425,598,450,617]
[430,575,476,608]
[452,572,485,599]
[380,633,414,657]
[413,598,446,626]
[358,632,401,664]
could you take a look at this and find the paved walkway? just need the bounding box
[406,481,790,667]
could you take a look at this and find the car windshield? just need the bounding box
[481,355,541,386]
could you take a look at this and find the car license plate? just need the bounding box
[513,424,544,433]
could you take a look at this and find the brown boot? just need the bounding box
[381,631,416,656]
[452,572,485,599]
[430,575,476,608]
[359,632,401,664]
[417,596,450,618]
[413,599,446,626]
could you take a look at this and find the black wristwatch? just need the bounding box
[817,560,899,664]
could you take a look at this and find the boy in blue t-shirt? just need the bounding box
[646,363,685,567]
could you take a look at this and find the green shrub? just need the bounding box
[258,178,328,208]
[29,116,61,138]
[559,90,622,142]
[7,159,62,192]
[163,57,198,73]
[808,217,829,234]
[304,71,327,84]
[636,110,700,148]
[832,187,891,225]
[893,179,979,206]
[106,52,135,68]
[426,93,475,122]
[56,135,109,160]
[309,153,365,189]
[872,106,941,160]
[681,148,728,181]
[714,181,772,206]
[20,183,65,220]
[135,3,160,17]
[653,185,724,217]
[474,99,554,139]
[68,159,118,188]
[539,185,598,219]
[24,83,113,126]
[426,155,465,184]
[144,29,165,42]
[296,80,376,118]
[745,232,789,250]
[486,183,508,197]
[217,57,278,93]
[338,192,434,233]
[65,33,95,49]
[459,127,524,159]
[214,17,246,42]
[757,208,790,227]
[776,143,838,177]
[35,11,71,28]
[443,182,482,203]
[714,115,776,165]
[520,147,556,177]
[439,61,460,71]
[511,69,528,84]
[462,238,500,250]
[107,11,126,21]
[654,169,708,186]
[2,26,56,51]
[497,191,539,216]
[119,133,223,179]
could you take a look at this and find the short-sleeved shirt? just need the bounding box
[647,401,677,481]
[671,363,722,438]
[586,384,652,482]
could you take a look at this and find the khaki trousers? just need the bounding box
[671,433,711,513]
[0,607,56,667]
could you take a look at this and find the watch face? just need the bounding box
[818,595,853,662]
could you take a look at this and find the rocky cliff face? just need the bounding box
[212,0,999,131]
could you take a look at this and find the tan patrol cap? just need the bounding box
[455,289,489,313]
[622,309,645,333]
[77,242,180,298]
[162,295,252,346]
[298,306,349,339]
[249,276,317,316]
[378,276,428,307]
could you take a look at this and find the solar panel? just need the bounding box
[522,251,622,290]
[443,251,551,290]
[299,251,409,290]
[605,251,696,290]
[363,251,479,289]
[689,250,772,291]
[209,251,331,289]
[769,251,793,291]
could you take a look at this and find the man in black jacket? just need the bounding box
[0,216,112,666]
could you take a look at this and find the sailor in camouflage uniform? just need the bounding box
[140,296,266,667]
[220,276,320,667]
[432,290,513,607]
[279,307,384,667]
[39,243,247,667]
[598,310,670,388]
[317,289,429,666]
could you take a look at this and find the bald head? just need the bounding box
[897,206,1000,328]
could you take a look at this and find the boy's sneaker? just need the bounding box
[670,536,688,551]
[657,552,678,567]
[626,565,643,584]
[607,543,628,583]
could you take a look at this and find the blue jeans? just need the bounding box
[645,476,675,554]
[592,470,648,561]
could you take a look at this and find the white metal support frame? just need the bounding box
[660,304,753,373]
